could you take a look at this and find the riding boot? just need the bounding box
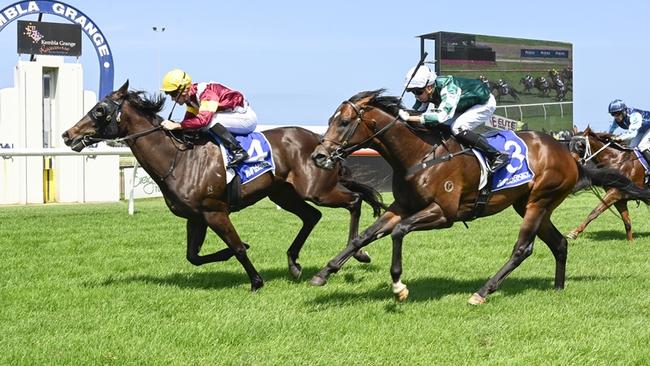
[456,129,509,172]
[210,123,249,168]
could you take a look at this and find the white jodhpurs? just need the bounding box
[637,130,650,151]
[448,94,496,134]
[207,102,258,134]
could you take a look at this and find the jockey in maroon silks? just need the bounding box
[160,69,257,167]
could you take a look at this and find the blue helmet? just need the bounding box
[608,99,627,114]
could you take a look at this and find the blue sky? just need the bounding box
[0,0,648,131]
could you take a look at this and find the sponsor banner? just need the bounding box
[520,49,569,58]
[18,20,81,56]
[0,1,114,97]
[123,167,163,199]
[487,115,522,131]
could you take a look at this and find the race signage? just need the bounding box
[487,114,522,131]
[0,1,114,97]
[17,20,81,56]
[520,49,569,58]
[123,167,163,199]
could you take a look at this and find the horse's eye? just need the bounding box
[340,119,350,127]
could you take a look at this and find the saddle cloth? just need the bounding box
[212,131,275,185]
[473,130,535,192]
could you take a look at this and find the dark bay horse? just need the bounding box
[567,127,648,241]
[62,81,385,291]
[309,90,650,305]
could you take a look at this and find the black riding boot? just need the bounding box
[210,123,249,168]
[456,129,509,172]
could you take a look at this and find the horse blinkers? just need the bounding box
[89,97,123,138]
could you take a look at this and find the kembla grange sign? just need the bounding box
[0,1,114,97]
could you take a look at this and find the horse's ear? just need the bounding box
[116,80,129,97]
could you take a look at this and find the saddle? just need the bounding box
[404,124,493,220]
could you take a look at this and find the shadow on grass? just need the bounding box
[578,230,650,242]
[305,274,613,308]
[92,263,382,290]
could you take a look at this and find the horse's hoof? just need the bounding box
[565,231,578,240]
[467,293,486,305]
[309,275,327,287]
[251,280,264,292]
[353,250,372,263]
[394,287,409,302]
[289,263,302,280]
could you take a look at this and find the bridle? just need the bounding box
[79,95,163,147]
[80,95,191,181]
[320,52,429,165]
[574,134,611,164]
[321,100,400,163]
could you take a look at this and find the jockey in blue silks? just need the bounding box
[608,99,650,152]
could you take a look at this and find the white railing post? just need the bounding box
[128,158,139,216]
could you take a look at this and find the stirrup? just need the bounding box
[227,151,249,168]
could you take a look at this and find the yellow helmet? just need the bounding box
[161,69,192,92]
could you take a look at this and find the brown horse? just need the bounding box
[309,89,650,305]
[62,81,385,291]
[567,127,648,241]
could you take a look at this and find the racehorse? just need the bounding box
[520,75,535,93]
[493,80,520,103]
[62,81,385,291]
[309,89,650,304]
[567,127,648,241]
[552,75,568,101]
[534,76,551,97]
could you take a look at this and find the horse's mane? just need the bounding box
[121,90,166,119]
[349,89,404,117]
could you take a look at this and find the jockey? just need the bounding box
[160,69,256,168]
[398,66,509,172]
[608,99,650,153]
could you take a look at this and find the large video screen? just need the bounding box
[419,32,573,134]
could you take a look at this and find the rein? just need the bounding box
[325,101,401,162]
[323,53,429,163]
[577,134,640,221]
[84,94,194,182]
[577,135,611,164]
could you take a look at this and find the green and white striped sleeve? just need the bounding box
[421,83,461,125]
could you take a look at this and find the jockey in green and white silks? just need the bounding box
[608,99,650,151]
[412,75,495,132]
[398,66,508,172]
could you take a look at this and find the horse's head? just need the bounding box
[312,89,399,170]
[62,80,130,151]
[569,127,613,163]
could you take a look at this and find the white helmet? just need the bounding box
[404,66,436,89]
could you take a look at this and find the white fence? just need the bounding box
[496,101,572,120]
[1,146,143,214]
[0,125,335,212]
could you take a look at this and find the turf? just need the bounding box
[1,194,649,365]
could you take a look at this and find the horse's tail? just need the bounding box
[575,163,650,203]
[338,166,386,217]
